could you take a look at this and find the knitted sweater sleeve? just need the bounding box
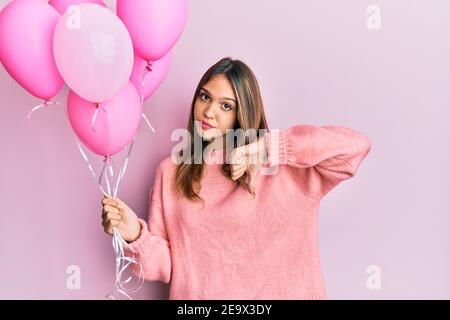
[263,124,372,200]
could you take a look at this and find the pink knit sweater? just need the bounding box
[126,124,372,299]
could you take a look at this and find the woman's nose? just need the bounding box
[203,103,216,118]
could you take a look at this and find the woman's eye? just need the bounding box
[223,104,232,111]
[200,93,209,101]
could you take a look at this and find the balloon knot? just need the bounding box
[146,61,153,72]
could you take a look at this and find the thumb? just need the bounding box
[243,140,259,156]
[247,162,262,191]
[112,197,126,209]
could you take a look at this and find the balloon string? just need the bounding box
[103,134,143,300]
[27,100,60,119]
[60,103,144,300]
[99,157,114,196]
[75,140,109,197]
[141,113,156,133]
[106,228,144,300]
[112,132,137,198]
[141,61,153,88]
[139,62,157,133]
[139,63,152,103]
[91,103,102,132]
[78,139,144,300]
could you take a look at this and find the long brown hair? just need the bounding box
[175,57,269,204]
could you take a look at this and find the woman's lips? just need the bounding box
[201,120,215,129]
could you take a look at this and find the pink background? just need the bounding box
[1,0,449,299]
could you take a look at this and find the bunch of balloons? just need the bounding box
[0,0,188,299]
[0,0,187,157]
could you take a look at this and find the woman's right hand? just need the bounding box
[101,196,142,242]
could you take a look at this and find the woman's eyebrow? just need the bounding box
[200,87,236,103]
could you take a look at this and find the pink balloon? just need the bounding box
[117,0,188,61]
[67,81,142,157]
[49,0,106,15]
[53,3,134,103]
[130,51,173,102]
[0,0,64,100]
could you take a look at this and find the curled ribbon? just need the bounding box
[27,100,60,119]
[91,103,103,133]
[106,227,145,300]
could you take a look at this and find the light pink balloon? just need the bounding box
[49,0,106,15]
[130,51,173,102]
[117,0,188,61]
[0,0,64,100]
[54,3,134,103]
[67,81,142,157]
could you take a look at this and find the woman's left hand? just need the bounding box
[230,137,267,190]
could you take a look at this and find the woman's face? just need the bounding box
[193,74,238,144]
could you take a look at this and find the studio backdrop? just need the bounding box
[0,0,448,299]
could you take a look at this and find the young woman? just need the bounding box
[101,57,372,299]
